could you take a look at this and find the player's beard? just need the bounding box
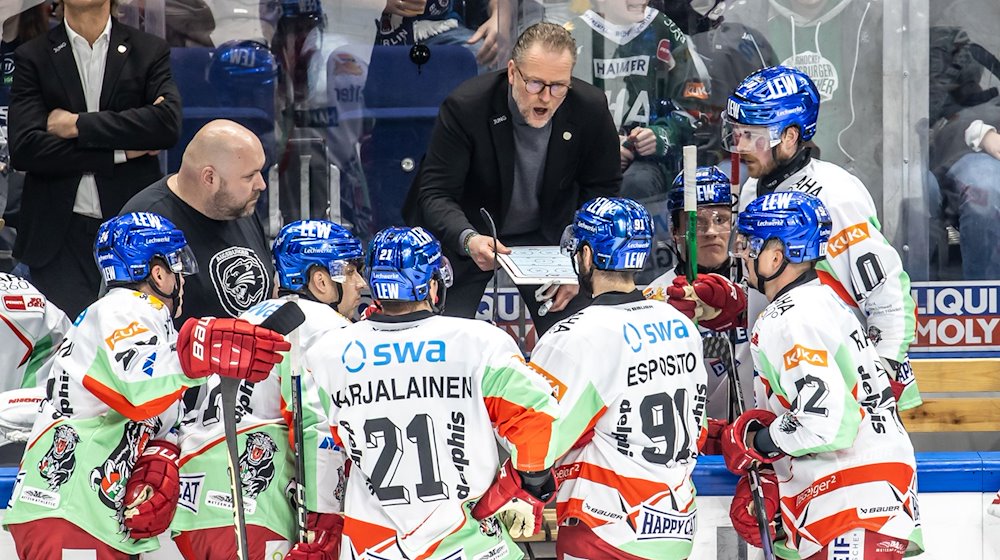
[213,176,259,219]
[576,253,595,295]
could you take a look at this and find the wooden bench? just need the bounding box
[902,358,1000,432]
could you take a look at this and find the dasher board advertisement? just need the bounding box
[910,281,1000,357]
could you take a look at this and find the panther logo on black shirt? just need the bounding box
[210,246,268,317]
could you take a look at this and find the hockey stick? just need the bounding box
[286,295,308,543]
[682,145,698,284]
[722,153,777,560]
[480,208,500,326]
[727,152,743,424]
[220,302,306,560]
[703,334,776,560]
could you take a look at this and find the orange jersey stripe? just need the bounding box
[343,515,398,556]
[82,374,185,422]
[795,509,892,551]
[560,461,672,508]
[483,396,554,471]
[558,497,612,528]
[780,462,915,519]
[817,270,858,308]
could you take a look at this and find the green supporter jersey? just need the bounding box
[4,289,202,555]
[570,7,710,168]
[766,0,884,193]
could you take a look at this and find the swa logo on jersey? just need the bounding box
[342,339,446,372]
[782,345,828,369]
[624,320,691,352]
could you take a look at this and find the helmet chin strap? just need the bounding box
[430,272,448,314]
[751,256,789,295]
[149,273,182,316]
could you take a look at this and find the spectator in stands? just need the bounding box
[1,1,49,272]
[377,0,511,68]
[930,107,1000,280]
[927,23,1000,280]
[656,0,779,165]
[764,0,883,195]
[402,22,621,335]
[569,0,711,202]
[120,120,275,324]
[8,0,181,319]
[165,0,215,47]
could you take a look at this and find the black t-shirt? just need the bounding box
[120,176,275,324]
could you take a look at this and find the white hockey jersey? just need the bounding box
[530,291,709,560]
[306,311,563,560]
[4,288,200,555]
[750,277,922,558]
[644,269,753,420]
[740,156,920,410]
[172,297,350,541]
[0,273,70,391]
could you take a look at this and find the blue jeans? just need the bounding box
[946,152,1000,279]
[425,22,485,71]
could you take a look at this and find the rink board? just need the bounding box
[0,452,996,558]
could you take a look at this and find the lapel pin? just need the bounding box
[563,131,572,141]
[117,45,127,54]
[53,41,67,53]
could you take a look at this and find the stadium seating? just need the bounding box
[360,44,478,231]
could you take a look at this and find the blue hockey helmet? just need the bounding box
[94,212,197,285]
[667,166,732,215]
[273,220,364,291]
[366,227,453,304]
[561,197,653,271]
[208,40,277,106]
[735,191,832,264]
[722,66,820,153]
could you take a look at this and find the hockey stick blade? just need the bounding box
[221,301,306,559]
[703,335,776,560]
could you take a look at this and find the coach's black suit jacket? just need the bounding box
[402,70,622,280]
[9,19,181,267]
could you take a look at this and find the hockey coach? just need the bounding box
[402,21,622,334]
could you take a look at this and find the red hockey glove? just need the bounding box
[471,459,555,538]
[123,440,180,539]
[721,410,783,475]
[286,512,344,560]
[360,301,382,320]
[177,317,290,382]
[730,470,780,547]
[666,274,746,331]
[700,418,729,455]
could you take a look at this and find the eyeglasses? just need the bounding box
[515,65,570,98]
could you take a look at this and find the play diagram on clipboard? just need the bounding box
[496,246,578,286]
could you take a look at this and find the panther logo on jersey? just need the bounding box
[239,432,278,499]
[334,465,346,502]
[478,514,502,538]
[38,425,80,491]
[90,418,160,531]
[210,246,269,317]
